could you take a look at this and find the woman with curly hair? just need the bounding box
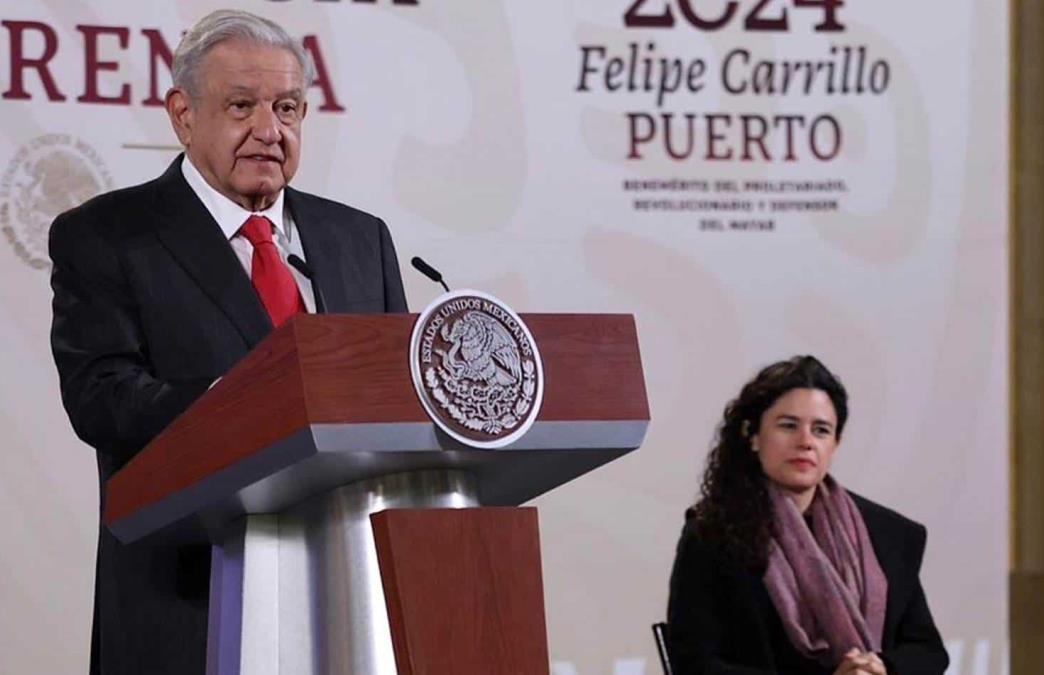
[667,356,949,675]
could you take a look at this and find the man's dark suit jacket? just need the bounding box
[667,494,950,675]
[49,156,408,675]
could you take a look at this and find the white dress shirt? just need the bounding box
[181,157,317,313]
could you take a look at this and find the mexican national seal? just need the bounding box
[409,290,544,448]
[0,134,113,269]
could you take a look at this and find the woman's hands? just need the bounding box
[833,649,888,675]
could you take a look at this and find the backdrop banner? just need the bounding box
[0,1,1007,674]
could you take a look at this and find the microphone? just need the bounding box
[287,254,327,314]
[411,256,450,293]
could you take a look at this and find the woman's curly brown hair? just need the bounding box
[688,355,848,569]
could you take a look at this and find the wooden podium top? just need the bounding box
[104,313,649,543]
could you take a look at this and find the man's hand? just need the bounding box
[833,648,888,675]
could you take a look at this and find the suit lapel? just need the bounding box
[286,187,363,313]
[151,157,272,346]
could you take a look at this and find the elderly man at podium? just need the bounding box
[48,9,406,675]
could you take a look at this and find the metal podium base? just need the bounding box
[206,470,479,675]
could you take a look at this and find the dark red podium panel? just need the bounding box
[372,507,550,675]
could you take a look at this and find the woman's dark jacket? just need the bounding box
[666,494,949,674]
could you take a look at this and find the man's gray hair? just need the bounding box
[172,9,316,97]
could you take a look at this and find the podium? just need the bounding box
[104,313,649,675]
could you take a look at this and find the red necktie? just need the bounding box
[239,215,306,327]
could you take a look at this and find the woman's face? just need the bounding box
[751,387,839,507]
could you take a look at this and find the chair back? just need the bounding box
[651,622,673,675]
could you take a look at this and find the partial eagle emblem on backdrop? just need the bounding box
[0,134,113,270]
[410,291,544,448]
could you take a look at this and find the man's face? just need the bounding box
[167,40,307,211]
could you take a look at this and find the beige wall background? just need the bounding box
[0,1,1009,673]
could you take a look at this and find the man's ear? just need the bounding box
[299,99,308,122]
[165,88,194,147]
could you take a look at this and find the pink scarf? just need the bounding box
[762,477,888,667]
